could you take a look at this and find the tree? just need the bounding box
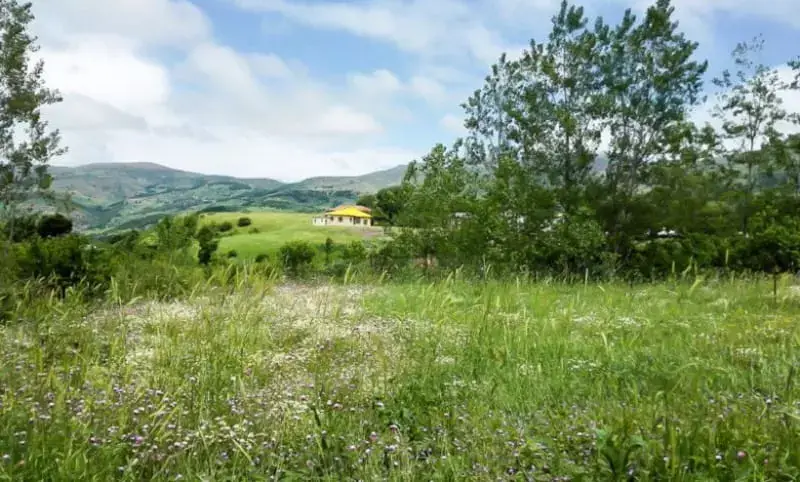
[509,0,604,215]
[712,35,799,235]
[462,53,520,170]
[354,193,376,209]
[0,0,66,246]
[375,185,411,226]
[594,0,707,254]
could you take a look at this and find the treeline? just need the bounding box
[372,0,800,279]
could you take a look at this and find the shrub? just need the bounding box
[255,253,269,263]
[218,221,234,232]
[37,214,73,238]
[1,214,39,242]
[227,250,238,258]
[237,217,252,227]
[322,237,335,264]
[279,240,316,276]
[342,241,368,264]
[249,227,260,234]
[196,225,219,265]
[369,238,413,274]
[14,235,113,297]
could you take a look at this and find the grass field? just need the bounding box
[201,211,385,258]
[2,277,800,480]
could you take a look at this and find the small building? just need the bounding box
[313,206,373,227]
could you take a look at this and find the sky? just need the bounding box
[32,0,800,182]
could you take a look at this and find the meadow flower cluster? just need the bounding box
[1,279,800,479]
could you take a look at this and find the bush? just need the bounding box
[535,216,608,277]
[249,227,260,234]
[255,253,269,263]
[218,221,234,233]
[342,241,368,264]
[196,225,219,265]
[2,214,39,242]
[237,217,252,227]
[227,250,238,258]
[322,237,335,264]
[37,214,73,238]
[14,235,112,296]
[279,240,316,276]
[369,238,413,274]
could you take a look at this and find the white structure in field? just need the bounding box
[312,205,373,227]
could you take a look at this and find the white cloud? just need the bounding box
[348,69,403,97]
[32,0,800,184]
[41,36,171,120]
[439,113,466,135]
[35,0,210,48]
[347,69,450,105]
[234,0,517,65]
[409,76,447,103]
[32,0,416,181]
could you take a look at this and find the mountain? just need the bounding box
[48,162,408,231]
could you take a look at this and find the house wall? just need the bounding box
[313,215,372,227]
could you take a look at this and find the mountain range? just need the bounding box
[48,162,408,231]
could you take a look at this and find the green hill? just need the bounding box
[202,211,386,259]
[47,162,408,232]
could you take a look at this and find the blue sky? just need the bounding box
[32,0,800,181]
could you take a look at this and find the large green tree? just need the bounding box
[594,0,707,254]
[510,0,604,216]
[0,0,65,244]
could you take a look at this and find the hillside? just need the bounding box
[48,162,408,231]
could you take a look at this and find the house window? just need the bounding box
[338,216,343,222]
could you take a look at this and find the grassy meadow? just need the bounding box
[201,211,385,259]
[2,275,800,480]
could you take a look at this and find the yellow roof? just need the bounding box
[326,207,372,218]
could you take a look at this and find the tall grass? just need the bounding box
[1,275,799,480]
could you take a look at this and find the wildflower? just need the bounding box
[389,424,399,433]
[369,432,378,443]
[737,451,747,460]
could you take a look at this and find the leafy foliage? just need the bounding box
[375,0,800,280]
[37,213,72,238]
[0,0,65,234]
[279,240,316,276]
